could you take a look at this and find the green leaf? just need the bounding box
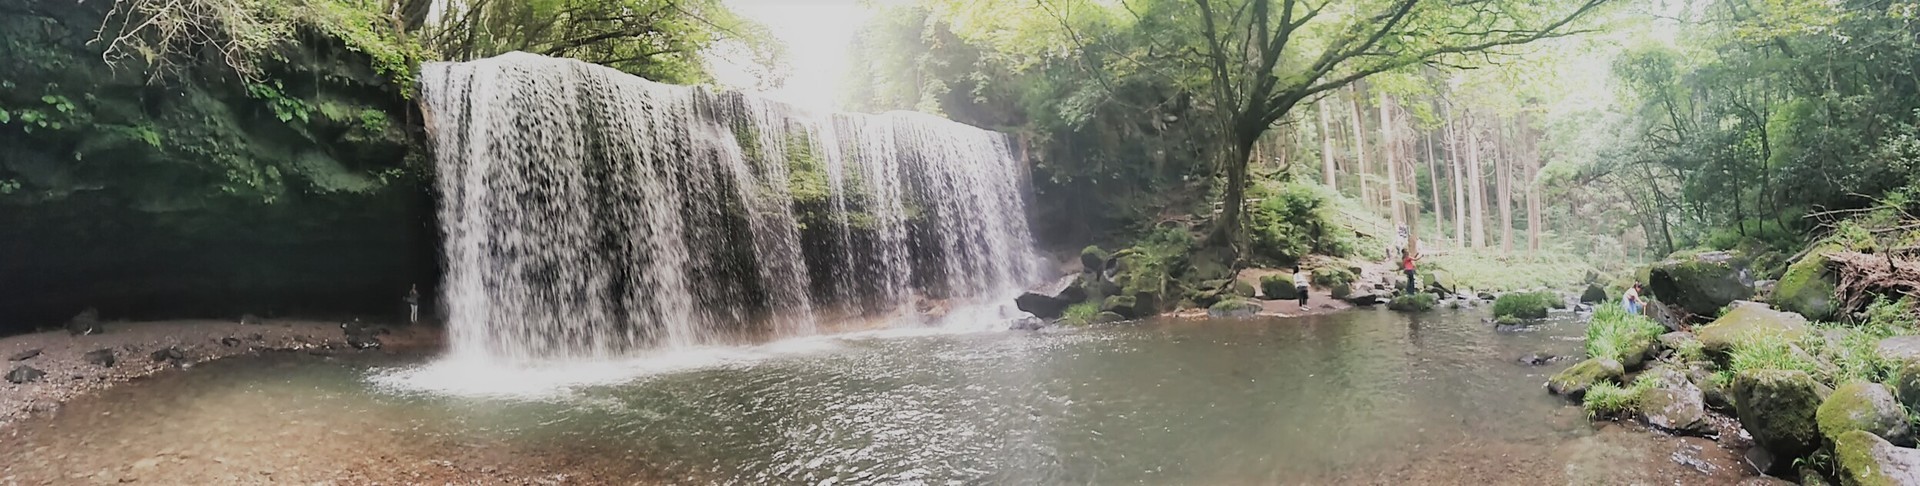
[0,109,9,124]
[40,95,56,104]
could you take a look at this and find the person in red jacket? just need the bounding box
[1401,251,1420,294]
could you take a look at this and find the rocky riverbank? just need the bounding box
[0,318,443,430]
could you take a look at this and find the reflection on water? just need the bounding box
[0,308,1738,484]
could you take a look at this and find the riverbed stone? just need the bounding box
[1016,292,1072,319]
[6,365,45,384]
[83,348,116,368]
[1834,430,1920,486]
[1580,284,1608,304]
[1101,295,1141,319]
[1260,275,1301,300]
[1696,302,1810,354]
[1620,336,1657,371]
[1547,358,1624,397]
[1386,293,1436,312]
[1093,311,1126,324]
[1648,251,1754,316]
[1422,271,1457,295]
[149,346,186,363]
[1010,317,1046,331]
[1639,366,1710,434]
[8,348,42,361]
[1079,245,1110,272]
[1733,369,1828,461]
[1877,336,1920,366]
[1658,331,1699,353]
[1774,245,1840,322]
[1517,353,1561,366]
[1342,290,1381,306]
[1207,299,1261,318]
[65,308,103,336]
[1818,382,1915,447]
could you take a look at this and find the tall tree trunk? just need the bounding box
[1449,116,1466,247]
[1525,122,1542,253]
[1426,132,1442,248]
[1497,119,1513,256]
[1320,103,1337,188]
[1217,129,1259,247]
[1467,115,1487,249]
[1382,94,1400,228]
[1348,84,1370,210]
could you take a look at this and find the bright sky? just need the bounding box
[711,0,877,113]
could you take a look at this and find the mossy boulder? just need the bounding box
[1093,311,1127,324]
[1231,280,1257,298]
[1819,382,1914,447]
[1387,293,1437,312]
[1260,275,1301,300]
[1108,251,1168,317]
[1079,245,1111,272]
[1207,298,1261,318]
[1892,360,1920,411]
[1547,358,1624,397]
[1733,369,1829,461]
[1312,267,1356,288]
[1834,430,1920,486]
[1658,331,1699,353]
[1774,246,1839,321]
[1492,291,1556,320]
[1639,365,1709,434]
[1580,284,1608,304]
[1619,335,1657,371]
[1330,282,1353,299]
[1101,295,1141,319]
[1422,271,1457,295]
[1648,251,1754,316]
[1696,302,1811,355]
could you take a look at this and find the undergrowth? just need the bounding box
[1061,302,1100,325]
[1586,304,1665,362]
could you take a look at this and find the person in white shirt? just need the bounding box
[1292,267,1311,309]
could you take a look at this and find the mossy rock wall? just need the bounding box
[0,2,430,332]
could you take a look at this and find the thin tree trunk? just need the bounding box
[1348,84,1370,210]
[1449,115,1466,248]
[1498,119,1513,256]
[1525,121,1542,254]
[1382,94,1400,228]
[1426,132,1442,248]
[1320,102,1337,188]
[1468,114,1486,249]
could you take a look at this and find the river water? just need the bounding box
[0,308,1749,485]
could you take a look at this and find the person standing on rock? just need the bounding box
[1401,251,1420,294]
[1623,283,1643,315]
[405,285,420,324]
[1292,266,1311,310]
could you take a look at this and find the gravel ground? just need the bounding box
[0,318,443,430]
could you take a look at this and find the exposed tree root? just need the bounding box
[1827,251,1920,314]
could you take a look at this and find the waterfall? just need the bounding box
[421,53,1041,361]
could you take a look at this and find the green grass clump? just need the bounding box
[1726,331,1825,377]
[1060,302,1101,326]
[1311,267,1356,288]
[1581,372,1662,417]
[1676,338,1707,362]
[1586,304,1666,361]
[1493,291,1558,320]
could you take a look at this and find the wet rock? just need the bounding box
[220,337,243,347]
[1517,353,1560,366]
[1696,302,1810,354]
[1101,295,1142,319]
[6,365,45,384]
[84,348,117,368]
[1580,284,1608,304]
[1547,358,1624,397]
[1648,250,1755,316]
[1260,275,1301,301]
[1009,317,1046,331]
[1834,430,1920,485]
[1341,290,1382,306]
[1477,291,1496,301]
[8,348,42,361]
[1638,366,1710,435]
[1733,369,1828,462]
[1620,336,1657,371]
[1386,293,1437,312]
[1422,271,1457,295]
[347,334,382,350]
[1657,331,1698,354]
[1818,382,1914,447]
[65,308,103,336]
[149,346,187,363]
[1878,335,1920,366]
[1016,292,1073,319]
[1207,299,1261,318]
[1092,311,1126,324]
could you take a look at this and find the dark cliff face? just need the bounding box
[0,1,436,334]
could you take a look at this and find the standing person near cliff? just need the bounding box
[405,285,420,324]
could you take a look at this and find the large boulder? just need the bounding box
[1696,302,1811,354]
[1341,290,1381,306]
[1101,295,1142,319]
[1079,245,1111,273]
[1387,293,1437,312]
[1892,360,1920,412]
[1774,245,1840,321]
[1547,358,1625,397]
[65,307,103,336]
[1422,271,1457,295]
[1834,430,1920,486]
[1658,331,1699,354]
[1580,284,1608,304]
[84,348,116,368]
[1878,336,1920,367]
[1648,251,1754,316]
[1207,298,1261,318]
[1016,275,1089,319]
[1639,366,1710,434]
[1261,275,1301,301]
[1733,369,1829,461]
[1819,383,1915,447]
[1492,291,1555,320]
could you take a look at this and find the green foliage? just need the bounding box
[1726,331,1824,378]
[1258,275,1294,300]
[1388,293,1438,312]
[1676,338,1707,362]
[1311,267,1355,288]
[1581,381,1642,417]
[1060,301,1101,326]
[1424,252,1592,293]
[1585,304,1666,362]
[1492,291,1557,320]
[246,81,311,123]
[437,0,779,85]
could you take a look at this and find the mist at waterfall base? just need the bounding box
[385,52,1045,395]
